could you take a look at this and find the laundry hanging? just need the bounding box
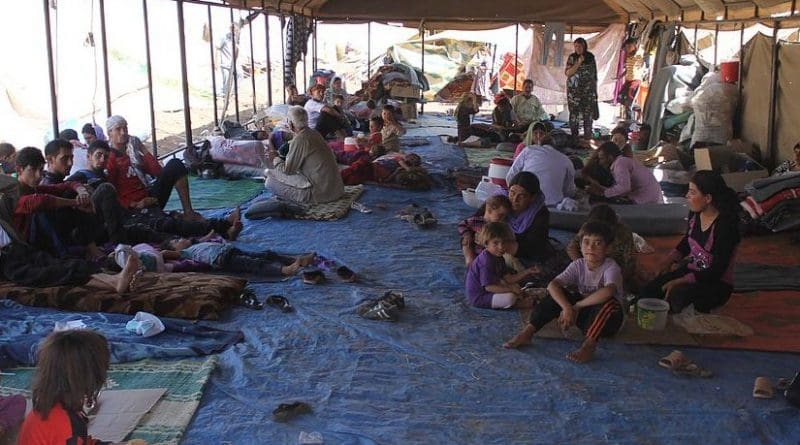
[283,15,312,88]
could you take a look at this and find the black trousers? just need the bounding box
[316,112,350,138]
[150,158,189,209]
[91,183,173,244]
[639,268,732,313]
[223,248,295,277]
[530,291,623,341]
[126,207,231,239]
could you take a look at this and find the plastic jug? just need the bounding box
[475,176,504,202]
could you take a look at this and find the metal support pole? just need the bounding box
[693,25,698,55]
[176,0,192,144]
[767,21,780,167]
[420,22,425,114]
[43,0,59,137]
[143,0,158,155]
[737,23,744,99]
[514,22,519,91]
[207,5,219,128]
[264,3,272,106]
[312,18,317,72]
[280,12,286,102]
[99,0,112,116]
[249,13,257,114]
[367,22,371,78]
[230,9,240,122]
[303,52,307,92]
[713,24,719,67]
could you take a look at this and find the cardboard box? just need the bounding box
[391,85,421,98]
[400,103,418,120]
[694,146,767,192]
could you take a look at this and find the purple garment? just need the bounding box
[465,250,508,308]
[555,257,624,303]
[0,394,26,429]
[508,192,546,234]
[603,156,664,204]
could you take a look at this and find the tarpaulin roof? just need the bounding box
[229,0,798,28]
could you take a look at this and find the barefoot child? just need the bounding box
[503,221,624,363]
[18,330,147,444]
[465,222,538,309]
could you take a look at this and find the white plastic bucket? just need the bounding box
[487,157,512,188]
[636,298,670,331]
[475,176,504,202]
[343,137,358,152]
[462,188,482,208]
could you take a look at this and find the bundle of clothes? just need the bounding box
[741,172,800,233]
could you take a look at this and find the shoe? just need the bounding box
[265,295,293,313]
[379,291,405,309]
[301,269,325,285]
[358,299,399,321]
[336,266,356,282]
[272,401,312,422]
[236,289,263,310]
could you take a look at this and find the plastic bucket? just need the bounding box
[636,298,670,330]
[475,176,504,201]
[720,61,739,84]
[488,157,513,188]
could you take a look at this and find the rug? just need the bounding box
[164,176,264,211]
[298,185,364,221]
[0,356,216,445]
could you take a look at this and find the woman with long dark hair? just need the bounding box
[639,170,741,313]
[564,37,598,139]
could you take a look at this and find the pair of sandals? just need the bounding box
[658,350,713,378]
[272,401,311,422]
[265,295,293,313]
[302,266,356,284]
[753,375,795,399]
[236,291,293,313]
[358,291,405,321]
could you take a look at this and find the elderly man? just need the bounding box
[266,106,344,204]
[104,115,202,221]
[305,84,349,138]
[510,79,549,127]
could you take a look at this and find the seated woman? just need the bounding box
[566,204,636,290]
[638,170,741,313]
[610,126,633,158]
[513,121,550,159]
[772,141,800,176]
[463,93,526,145]
[380,105,406,152]
[506,133,576,206]
[585,141,663,204]
[453,92,479,144]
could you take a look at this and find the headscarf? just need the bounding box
[522,121,548,146]
[507,172,546,233]
[493,92,507,105]
[106,115,153,188]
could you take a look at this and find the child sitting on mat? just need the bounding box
[503,221,624,364]
[465,222,539,310]
[458,194,513,266]
[18,330,147,445]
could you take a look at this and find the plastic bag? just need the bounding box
[690,73,738,147]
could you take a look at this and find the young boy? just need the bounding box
[503,221,624,364]
[465,222,538,310]
[458,194,513,265]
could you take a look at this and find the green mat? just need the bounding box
[0,356,216,445]
[164,176,264,211]
[464,147,510,168]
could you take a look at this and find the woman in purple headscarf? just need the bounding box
[506,172,554,263]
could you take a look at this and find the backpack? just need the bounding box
[184,140,223,178]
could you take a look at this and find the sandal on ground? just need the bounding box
[336,266,357,282]
[272,401,312,422]
[236,289,263,310]
[379,291,405,309]
[265,295,293,313]
[753,377,774,399]
[672,362,713,378]
[301,269,325,285]
[358,299,399,321]
[658,350,691,370]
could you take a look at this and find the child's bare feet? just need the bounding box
[117,255,142,294]
[227,206,241,224]
[227,221,243,240]
[297,252,316,268]
[281,260,303,276]
[503,324,536,349]
[566,339,597,364]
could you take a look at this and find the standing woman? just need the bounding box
[565,38,598,139]
[639,170,741,313]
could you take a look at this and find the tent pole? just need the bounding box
[737,23,744,100]
[99,0,112,116]
[313,18,318,72]
[693,25,697,55]
[42,0,59,137]
[280,12,286,102]
[367,22,371,79]
[767,21,780,167]
[207,5,219,128]
[303,50,308,92]
[713,24,719,67]
[230,9,240,123]
[177,0,192,145]
[249,11,257,114]
[264,3,272,106]
[421,21,425,115]
[514,22,519,92]
[144,0,158,155]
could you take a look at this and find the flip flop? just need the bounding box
[672,362,713,378]
[301,269,325,285]
[357,299,399,321]
[658,350,691,370]
[776,377,793,391]
[753,377,774,399]
[336,266,357,282]
[236,289,263,310]
[272,401,312,422]
[265,295,293,313]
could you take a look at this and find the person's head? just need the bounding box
[106,115,129,148]
[522,79,533,94]
[333,94,345,108]
[332,77,342,89]
[458,92,477,108]
[44,138,74,176]
[483,194,512,222]
[494,92,509,109]
[381,104,396,123]
[596,141,622,168]
[508,171,541,213]
[31,330,110,419]
[479,221,514,257]
[58,129,79,142]
[81,123,98,145]
[0,142,16,162]
[611,127,629,148]
[574,37,588,55]
[624,37,638,55]
[529,121,547,145]
[586,204,619,227]
[793,140,800,164]
[287,106,309,131]
[687,170,739,216]
[15,146,46,187]
[403,153,421,167]
[309,84,325,100]
[579,220,614,264]
[368,116,384,133]
[87,140,111,170]
[366,99,376,110]
[163,237,192,251]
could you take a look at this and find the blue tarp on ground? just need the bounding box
[180,137,800,444]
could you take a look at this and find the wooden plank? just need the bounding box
[693,0,725,16]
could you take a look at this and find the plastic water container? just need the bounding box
[462,188,482,208]
[475,176,504,202]
[636,298,670,330]
[488,157,513,188]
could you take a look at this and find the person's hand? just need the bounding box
[661,277,687,300]
[577,55,585,65]
[558,306,576,332]
[74,199,94,213]
[75,189,91,207]
[584,180,603,196]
